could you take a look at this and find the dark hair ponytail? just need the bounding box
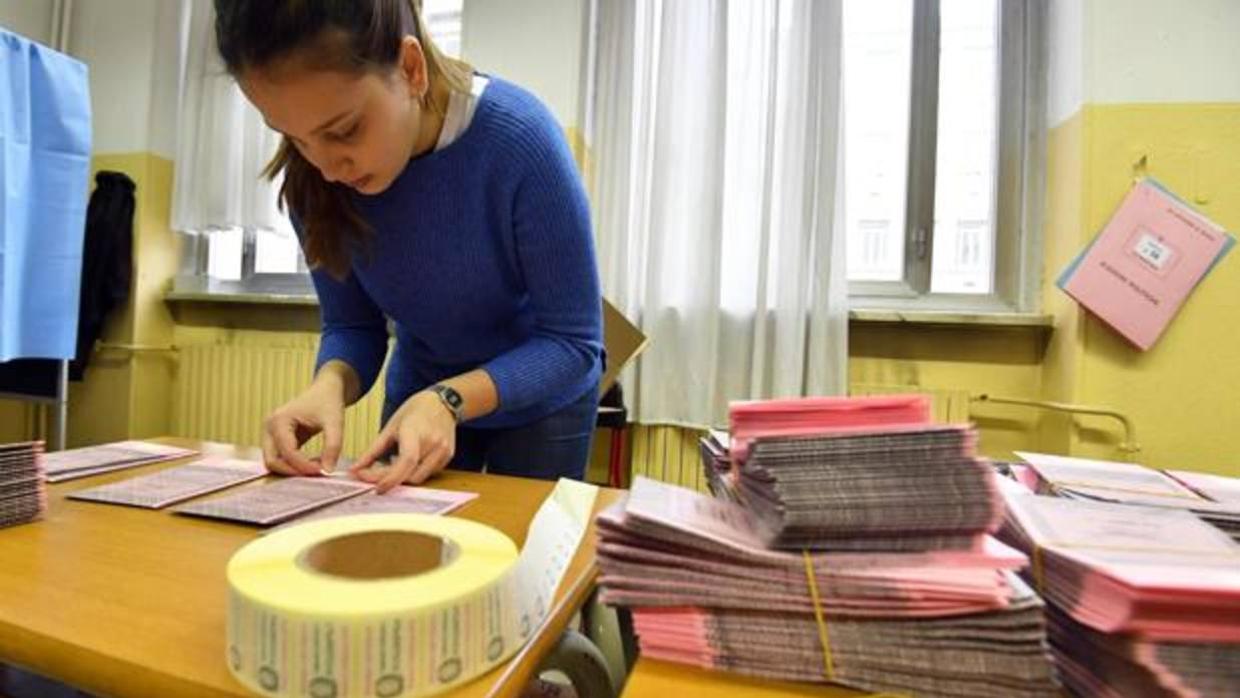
[213,0,471,278]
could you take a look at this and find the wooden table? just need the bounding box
[621,658,877,697]
[0,438,622,698]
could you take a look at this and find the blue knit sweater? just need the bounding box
[308,78,603,429]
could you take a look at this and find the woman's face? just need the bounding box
[240,38,427,195]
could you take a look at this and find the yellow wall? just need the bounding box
[1039,110,1087,456]
[0,403,35,443]
[65,153,179,448]
[1065,104,1240,474]
[849,324,1046,462]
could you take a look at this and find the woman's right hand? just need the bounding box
[260,365,350,476]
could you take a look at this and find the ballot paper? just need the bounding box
[43,440,197,482]
[1164,468,1240,506]
[267,484,478,532]
[67,456,268,508]
[173,476,372,526]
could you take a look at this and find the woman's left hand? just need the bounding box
[350,390,456,492]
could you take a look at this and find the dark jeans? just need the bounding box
[382,387,599,481]
[450,387,599,480]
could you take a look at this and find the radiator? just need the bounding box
[849,384,974,423]
[173,342,388,458]
[628,424,709,492]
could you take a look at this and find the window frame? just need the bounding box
[173,1,1045,316]
[173,228,316,300]
[847,0,1046,314]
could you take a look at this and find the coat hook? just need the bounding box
[1131,155,1148,184]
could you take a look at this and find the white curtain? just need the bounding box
[170,0,289,236]
[587,0,849,428]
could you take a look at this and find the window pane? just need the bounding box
[422,0,463,58]
[206,228,243,281]
[931,0,999,294]
[255,227,302,275]
[842,0,914,283]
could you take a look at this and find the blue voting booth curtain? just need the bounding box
[0,29,92,362]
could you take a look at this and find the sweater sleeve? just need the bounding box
[481,113,604,413]
[310,265,390,399]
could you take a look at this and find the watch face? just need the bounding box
[436,385,463,411]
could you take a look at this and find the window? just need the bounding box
[174,1,464,299]
[421,0,463,58]
[843,0,1044,312]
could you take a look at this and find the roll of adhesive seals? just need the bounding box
[226,479,598,698]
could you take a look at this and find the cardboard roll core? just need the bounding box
[300,530,459,580]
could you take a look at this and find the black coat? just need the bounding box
[69,170,135,380]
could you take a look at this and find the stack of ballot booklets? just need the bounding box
[1046,606,1240,698]
[0,441,46,528]
[715,395,1003,551]
[737,422,1004,551]
[1015,451,1240,543]
[999,484,1240,696]
[598,478,1058,697]
[42,440,198,483]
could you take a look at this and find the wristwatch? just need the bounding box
[430,384,465,423]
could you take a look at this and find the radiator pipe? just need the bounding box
[970,393,1140,457]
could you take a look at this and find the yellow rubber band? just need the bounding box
[802,549,835,681]
[1049,479,1203,502]
[1031,544,1046,593]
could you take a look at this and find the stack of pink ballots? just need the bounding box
[598,478,1058,696]
[728,394,932,462]
[1015,451,1240,543]
[0,441,47,528]
[724,395,1003,551]
[999,485,1240,696]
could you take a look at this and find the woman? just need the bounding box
[214,0,604,491]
